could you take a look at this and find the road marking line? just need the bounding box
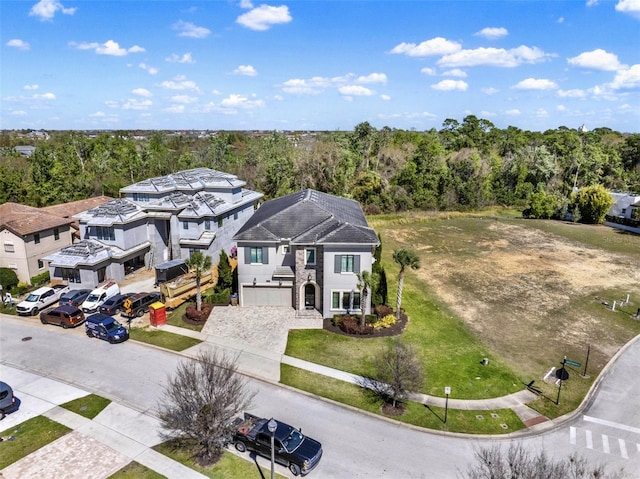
[586,430,593,449]
[602,435,610,454]
[619,438,628,459]
[570,426,576,445]
[583,415,640,435]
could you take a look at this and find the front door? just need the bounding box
[304,284,315,309]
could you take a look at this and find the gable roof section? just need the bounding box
[74,198,146,226]
[42,196,112,218]
[234,189,378,245]
[0,202,72,237]
[120,168,245,194]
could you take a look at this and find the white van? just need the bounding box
[81,281,120,313]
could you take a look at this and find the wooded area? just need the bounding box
[2,116,639,216]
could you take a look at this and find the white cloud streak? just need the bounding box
[29,0,76,21]
[390,37,461,57]
[236,5,292,31]
[7,39,30,50]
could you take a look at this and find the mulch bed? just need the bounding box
[322,312,408,338]
[182,302,214,326]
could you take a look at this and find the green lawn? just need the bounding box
[166,301,204,332]
[129,327,202,351]
[60,394,111,419]
[110,462,166,479]
[0,416,71,469]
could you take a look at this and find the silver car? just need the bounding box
[0,381,15,420]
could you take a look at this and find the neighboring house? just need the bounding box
[233,189,380,318]
[42,196,113,241]
[606,192,640,234]
[45,168,262,288]
[0,203,74,284]
[14,146,36,157]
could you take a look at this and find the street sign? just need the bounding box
[565,359,581,367]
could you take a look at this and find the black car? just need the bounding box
[0,381,16,420]
[98,292,135,315]
[59,289,91,307]
[121,292,161,318]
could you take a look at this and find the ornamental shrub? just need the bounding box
[373,314,396,329]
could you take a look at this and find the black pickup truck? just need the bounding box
[231,412,323,476]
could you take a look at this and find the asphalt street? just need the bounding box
[1,314,638,478]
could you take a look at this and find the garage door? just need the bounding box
[242,285,292,307]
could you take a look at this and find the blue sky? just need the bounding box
[2,0,639,132]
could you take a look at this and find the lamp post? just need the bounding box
[267,418,277,479]
[444,387,451,423]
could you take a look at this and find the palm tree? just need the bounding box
[356,270,378,327]
[185,251,213,311]
[392,249,420,319]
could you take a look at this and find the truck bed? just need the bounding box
[233,412,266,440]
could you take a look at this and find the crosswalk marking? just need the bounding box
[586,430,593,449]
[619,438,628,459]
[602,434,610,454]
[570,426,576,444]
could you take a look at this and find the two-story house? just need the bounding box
[233,189,379,317]
[44,168,262,288]
[0,203,74,284]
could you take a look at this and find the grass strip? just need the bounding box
[60,393,111,419]
[129,327,201,351]
[109,461,166,479]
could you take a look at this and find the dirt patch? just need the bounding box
[399,220,640,377]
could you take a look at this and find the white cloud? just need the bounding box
[482,87,500,95]
[157,76,201,92]
[29,0,76,21]
[610,64,640,89]
[513,78,558,90]
[586,0,599,6]
[122,98,152,110]
[11,110,28,116]
[220,94,265,108]
[380,94,391,101]
[7,39,30,50]
[338,85,374,96]
[132,88,152,97]
[420,67,436,76]
[139,63,159,75]
[236,5,292,31]
[357,73,387,84]
[442,69,467,78]
[233,65,258,76]
[239,0,254,8]
[616,0,640,18]
[567,49,623,71]
[172,21,211,39]
[535,108,549,118]
[505,109,521,116]
[474,27,508,40]
[431,80,468,91]
[90,111,106,117]
[438,45,550,68]
[24,84,39,90]
[70,40,145,56]
[390,37,461,57]
[170,95,197,104]
[166,53,195,64]
[34,92,56,100]
[164,105,185,114]
[557,89,587,98]
[556,104,567,112]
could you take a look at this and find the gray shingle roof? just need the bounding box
[120,168,245,194]
[234,189,378,245]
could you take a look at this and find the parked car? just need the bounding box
[0,381,16,420]
[98,292,135,316]
[81,281,120,313]
[59,289,91,307]
[40,305,85,329]
[85,313,129,343]
[232,412,323,476]
[121,292,161,319]
[16,284,70,316]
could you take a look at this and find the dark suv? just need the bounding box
[59,289,91,307]
[121,292,161,318]
[98,292,135,316]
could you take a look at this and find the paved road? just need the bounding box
[1,314,638,477]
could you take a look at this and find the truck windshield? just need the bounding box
[281,429,304,452]
[25,294,40,302]
[104,321,121,331]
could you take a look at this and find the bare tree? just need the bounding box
[157,350,256,466]
[370,339,423,410]
[464,443,627,479]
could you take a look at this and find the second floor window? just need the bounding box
[34,233,40,244]
[54,228,60,240]
[250,247,263,264]
[305,248,316,265]
[204,219,211,230]
[90,226,115,241]
[341,255,355,272]
[183,221,189,230]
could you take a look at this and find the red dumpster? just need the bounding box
[149,301,166,327]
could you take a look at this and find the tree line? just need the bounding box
[1,117,639,217]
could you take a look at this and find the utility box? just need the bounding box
[155,259,189,285]
[149,302,167,327]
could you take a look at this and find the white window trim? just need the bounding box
[330,289,362,312]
